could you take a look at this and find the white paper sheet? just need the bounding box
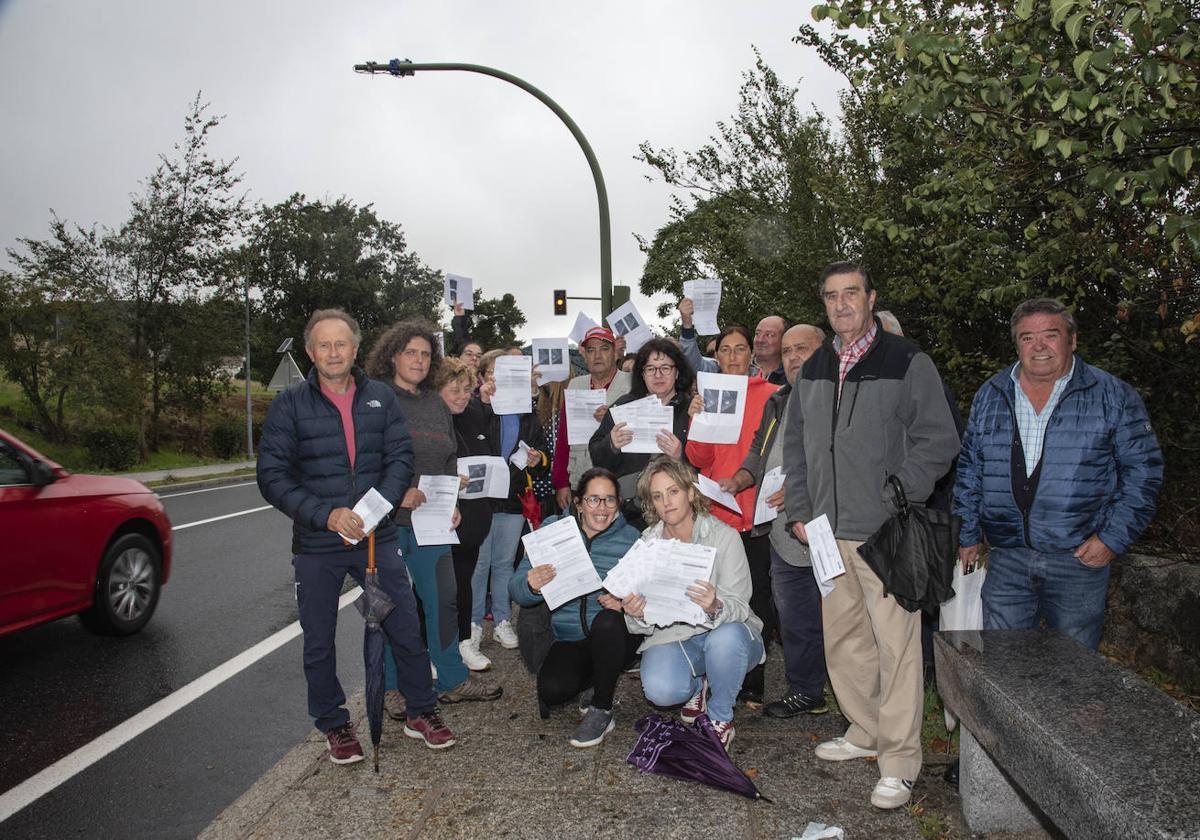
[683,278,722,335]
[606,300,653,355]
[520,516,603,610]
[694,472,742,513]
[565,388,606,445]
[457,455,510,500]
[805,514,845,585]
[444,273,474,310]
[508,439,533,469]
[569,311,600,345]
[532,338,571,384]
[607,395,674,454]
[688,371,748,444]
[641,540,717,627]
[339,487,394,545]
[601,540,651,598]
[410,475,461,546]
[491,355,532,415]
[753,467,787,526]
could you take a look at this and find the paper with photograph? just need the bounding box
[568,311,600,345]
[531,337,571,384]
[605,300,653,355]
[520,516,604,610]
[411,475,461,546]
[682,278,722,336]
[443,273,474,311]
[607,395,674,454]
[688,371,748,444]
[565,388,607,445]
[491,355,532,415]
[457,456,510,500]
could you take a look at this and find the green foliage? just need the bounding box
[209,415,245,460]
[81,426,140,471]
[463,289,527,350]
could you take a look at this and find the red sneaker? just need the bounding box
[712,719,735,752]
[680,677,707,724]
[325,723,364,764]
[404,709,457,749]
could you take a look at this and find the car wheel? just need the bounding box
[80,533,162,635]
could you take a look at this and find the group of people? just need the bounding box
[257,260,1163,811]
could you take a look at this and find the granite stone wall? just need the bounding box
[1105,553,1200,690]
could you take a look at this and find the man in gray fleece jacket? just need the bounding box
[783,262,959,810]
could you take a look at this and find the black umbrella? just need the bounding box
[626,714,768,801]
[354,531,396,772]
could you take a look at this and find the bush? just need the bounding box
[82,427,140,471]
[210,416,245,460]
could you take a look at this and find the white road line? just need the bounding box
[0,587,363,824]
[172,505,274,531]
[158,482,257,499]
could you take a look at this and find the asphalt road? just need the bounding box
[0,481,364,839]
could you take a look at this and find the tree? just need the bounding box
[462,288,527,350]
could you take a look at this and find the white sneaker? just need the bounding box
[815,736,878,762]
[494,619,519,649]
[458,638,492,671]
[870,777,914,809]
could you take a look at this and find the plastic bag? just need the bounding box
[939,564,986,731]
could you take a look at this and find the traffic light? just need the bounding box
[553,289,567,316]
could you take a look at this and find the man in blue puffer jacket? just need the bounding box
[953,298,1163,651]
[258,308,455,764]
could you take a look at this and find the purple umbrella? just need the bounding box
[626,714,769,801]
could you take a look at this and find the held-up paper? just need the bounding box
[532,338,571,384]
[682,278,722,336]
[805,514,845,585]
[508,440,533,469]
[521,516,603,610]
[642,541,717,627]
[569,311,599,345]
[606,300,653,355]
[753,467,786,526]
[340,487,394,545]
[444,273,474,310]
[457,456,510,500]
[565,389,606,445]
[411,475,461,547]
[688,372,748,444]
[491,355,532,415]
[607,395,674,454]
[694,472,742,513]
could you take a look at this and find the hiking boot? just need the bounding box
[815,736,878,762]
[325,723,364,764]
[871,777,914,809]
[404,710,457,749]
[569,707,615,748]
[458,633,492,671]
[439,673,503,703]
[763,690,829,718]
[680,676,707,724]
[712,719,735,752]
[494,619,519,649]
[384,689,406,720]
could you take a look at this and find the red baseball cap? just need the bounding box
[581,326,617,345]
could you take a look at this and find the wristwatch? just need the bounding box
[705,600,724,622]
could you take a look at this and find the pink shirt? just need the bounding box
[321,380,357,467]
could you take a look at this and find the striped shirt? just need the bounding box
[833,321,878,399]
[1010,359,1075,477]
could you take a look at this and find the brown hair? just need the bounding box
[636,456,710,528]
[304,308,361,348]
[433,356,474,391]
[364,319,442,384]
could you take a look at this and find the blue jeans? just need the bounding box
[471,512,524,626]
[386,527,469,694]
[770,547,827,697]
[639,622,764,723]
[982,545,1111,650]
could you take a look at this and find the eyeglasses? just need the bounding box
[581,495,618,509]
[643,364,676,377]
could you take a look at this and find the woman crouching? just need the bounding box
[622,456,764,751]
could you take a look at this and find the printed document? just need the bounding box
[805,514,845,585]
[682,278,722,335]
[457,456,510,500]
[411,475,461,547]
[521,516,603,610]
[641,541,717,627]
[565,388,607,445]
[695,472,742,513]
[491,355,532,415]
[688,372,748,444]
[607,395,674,454]
[340,487,394,545]
[753,467,786,526]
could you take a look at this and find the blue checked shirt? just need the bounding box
[1010,358,1075,476]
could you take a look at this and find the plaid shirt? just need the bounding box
[1010,358,1075,476]
[833,320,878,400]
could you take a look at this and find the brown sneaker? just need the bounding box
[438,673,503,703]
[404,709,457,749]
[325,723,365,764]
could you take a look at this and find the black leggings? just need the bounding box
[537,609,640,711]
[452,544,479,642]
[740,531,776,693]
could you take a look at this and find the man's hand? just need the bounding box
[400,488,426,510]
[454,301,465,317]
[614,335,627,356]
[593,403,609,422]
[766,487,785,511]
[525,447,542,468]
[610,421,633,450]
[556,486,573,511]
[717,469,752,497]
[678,297,695,330]
[790,521,808,543]
[1075,534,1117,568]
[958,543,981,573]
[328,507,365,541]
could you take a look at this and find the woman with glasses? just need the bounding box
[510,467,641,748]
[684,324,780,703]
[622,457,763,752]
[589,338,695,529]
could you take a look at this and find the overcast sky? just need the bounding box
[0,1,845,342]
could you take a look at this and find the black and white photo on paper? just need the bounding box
[719,390,738,414]
[703,388,720,413]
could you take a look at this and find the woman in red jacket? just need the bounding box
[685,324,778,703]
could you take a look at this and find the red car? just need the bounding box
[0,428,172,636]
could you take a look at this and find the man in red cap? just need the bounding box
[552,326,631,510]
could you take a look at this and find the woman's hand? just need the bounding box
[530,365,542,394]
[687,393,704,418]
[400,488,427,510]
[525,447,542,468]
[451,507,461,529]
[454,301,465,317]
[610,421,633,450]
[593,403,609,422]
[527,563,557,594]
[597,594,623,612]
[479,378,496,404]
[457,473,470,491]
[656,429,681,458]
[622,593,646,619]
[686,579,719,614]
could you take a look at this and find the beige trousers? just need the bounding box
[823,538,923,780]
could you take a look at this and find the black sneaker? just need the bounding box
[763,690,829,718]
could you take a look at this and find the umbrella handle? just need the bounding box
[368,530,376,573]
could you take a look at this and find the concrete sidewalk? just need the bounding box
[199,631,1001,840]
[122,460,256,487]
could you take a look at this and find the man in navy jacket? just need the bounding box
[953,298,1163,651]
[257,309,455,763]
